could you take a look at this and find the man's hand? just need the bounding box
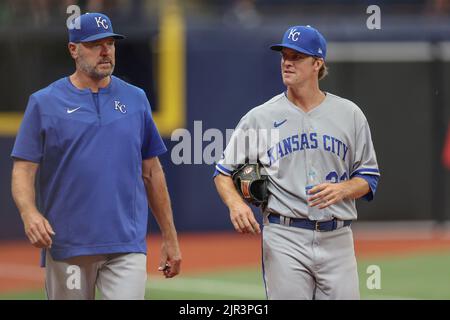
[308,177,370,209]
[229,201,261,234]
[158,240,182,278]
[308,183,349,209]
[21,211,55,248]
[214,173,261,235]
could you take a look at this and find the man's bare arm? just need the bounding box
[214,174,260,234]
[11,160,55,248]
[142,157,181,278]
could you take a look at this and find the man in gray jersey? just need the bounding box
[213,25,380,300]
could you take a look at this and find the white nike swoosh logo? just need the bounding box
[67,107,81,114]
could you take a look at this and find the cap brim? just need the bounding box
[270,43,317,57]
[78,33,126,43]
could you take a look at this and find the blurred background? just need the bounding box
[1,0,450,300]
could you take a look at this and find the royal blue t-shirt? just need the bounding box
[11,76,167,262]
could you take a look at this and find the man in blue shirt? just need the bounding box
[10,12,181,299]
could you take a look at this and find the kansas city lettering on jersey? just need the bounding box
[267,132,349,166]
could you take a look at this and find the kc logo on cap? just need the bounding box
[68,12,125,43]
[287,28,301,42]
[94,16,109,29]
[270,25,327,60]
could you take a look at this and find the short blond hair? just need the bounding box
[318,63,328,80]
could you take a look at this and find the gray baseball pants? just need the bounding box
[45,252,147,300]
[262,221,360,300]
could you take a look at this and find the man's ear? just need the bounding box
[68,42,78,59]
[314,58,323,71]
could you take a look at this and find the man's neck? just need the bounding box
[69,71,111,93]
[286,82,325,113]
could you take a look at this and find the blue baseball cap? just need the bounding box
[270,25,327,59]
[68,13,125,43]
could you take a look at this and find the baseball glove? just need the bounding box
[232,162,269,207]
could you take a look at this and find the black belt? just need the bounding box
[268,213,352,232]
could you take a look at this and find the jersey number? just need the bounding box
[325,171,348,183]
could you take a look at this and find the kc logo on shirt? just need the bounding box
[114,101,127,114]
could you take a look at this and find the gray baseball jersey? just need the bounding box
[216,91,379,299]
[216,91,379,221]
